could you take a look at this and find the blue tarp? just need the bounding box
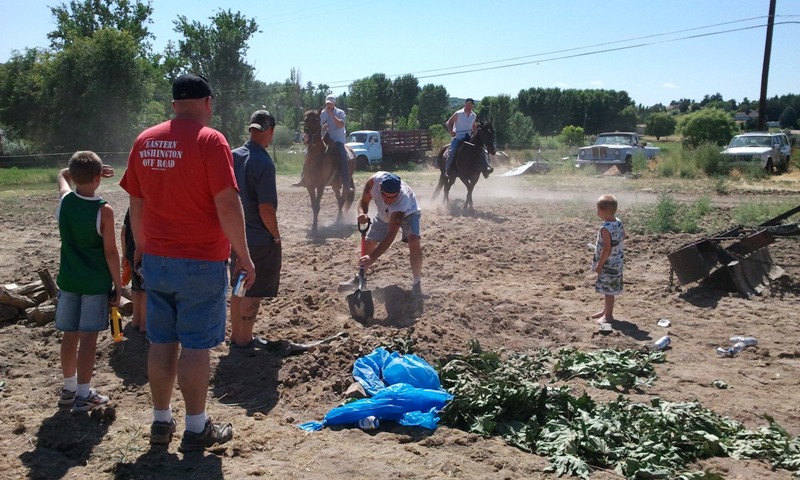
[298,347,453,432]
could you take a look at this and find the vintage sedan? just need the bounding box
[576,132,660,172]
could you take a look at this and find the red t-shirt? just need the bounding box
[120,118,237,261]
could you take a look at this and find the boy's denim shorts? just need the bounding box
[142,254,228,350]
[55,290,110,333]
[367,213,421,243]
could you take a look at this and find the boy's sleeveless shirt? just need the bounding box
[57,192,112,294]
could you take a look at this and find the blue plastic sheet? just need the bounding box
[298,347,453,432]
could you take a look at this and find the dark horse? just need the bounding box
[432,120,497,212]
[302,109,356,231]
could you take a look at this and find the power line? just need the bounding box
[387,16,770,77]
[321,20,798,88]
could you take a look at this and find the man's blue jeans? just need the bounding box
[445,136,467,174]
[333,141,350,189]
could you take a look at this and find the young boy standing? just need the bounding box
[55,151,122,412]
[590,194,625,325]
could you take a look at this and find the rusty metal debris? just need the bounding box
[667,205,800,297]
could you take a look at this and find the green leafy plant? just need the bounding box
[437,342,800,479]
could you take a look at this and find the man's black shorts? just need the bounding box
[230,244,281,297]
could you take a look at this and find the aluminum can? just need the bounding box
[654,336,671,350]
[718,341,747,357]
[232,271,247,297]
[729,336,757,347]
[357,416,379,430]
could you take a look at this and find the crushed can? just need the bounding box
[357,416,379,430]
[232,271,247,297]
[729,336,757,347]
[717,341,747,357]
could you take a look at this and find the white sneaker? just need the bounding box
[71,388,109,413]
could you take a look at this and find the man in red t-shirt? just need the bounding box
[120,73,255,453]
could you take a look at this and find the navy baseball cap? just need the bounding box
[380,174,401,194]
[172,74,212,100]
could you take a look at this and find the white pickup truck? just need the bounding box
[346,129,432,170]
[576,132,660,172]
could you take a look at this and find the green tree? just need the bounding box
[48,0,154,56]
[477,95,515,146]
[390,74,420,127]
[416,83,448,130]
[779,106,797,129]
[397,104,420,130]
[174,10,258,144]
[348,73,391,130]
[559,125,584,147]
[645,112,677,140]
[43,28,155,151]
[507,111,536,149]
[677,108,735,148]
[0,48,51,144]
[614,105,638,132]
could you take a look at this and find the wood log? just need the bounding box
[14,280,43,296]
[26,300,56,326]
[0,287,37,309]
[38,268,58,299]
[0,303,20,322]
[30,289,49,304]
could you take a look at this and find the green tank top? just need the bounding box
[57,192,112,295]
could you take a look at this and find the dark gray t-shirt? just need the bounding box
[232,140,278,246]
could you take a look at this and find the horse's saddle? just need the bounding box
[322,133,356,161]
[444,139,479,159]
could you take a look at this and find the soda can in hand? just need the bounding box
[232,271,247,297]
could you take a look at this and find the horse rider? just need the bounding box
[444,98,493,179]
[320,95,353,192]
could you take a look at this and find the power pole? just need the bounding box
[757,0,776,131]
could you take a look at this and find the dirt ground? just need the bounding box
[2,168,800,480]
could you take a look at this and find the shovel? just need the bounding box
[347,220,374,322]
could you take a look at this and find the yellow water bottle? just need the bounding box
[110,306,123,342]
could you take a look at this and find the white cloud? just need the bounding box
[589,81,603,87]
[663,83,679,89]
[555,82,569,88]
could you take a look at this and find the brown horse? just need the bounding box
[302,109,356,231]
[432,120,497,212]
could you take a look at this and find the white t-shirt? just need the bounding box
[370,171,420,223]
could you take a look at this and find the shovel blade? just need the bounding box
[347,288,374,321]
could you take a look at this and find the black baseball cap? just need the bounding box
[172,74,213,100]
[380,174,401,194]
[249,110,275,131]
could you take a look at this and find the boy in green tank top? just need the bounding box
[55,151,122,413]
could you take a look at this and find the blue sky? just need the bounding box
[1,0,797,107]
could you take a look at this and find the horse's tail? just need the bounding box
[431,146,448,200]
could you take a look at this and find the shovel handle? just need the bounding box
[357,219,371,256]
